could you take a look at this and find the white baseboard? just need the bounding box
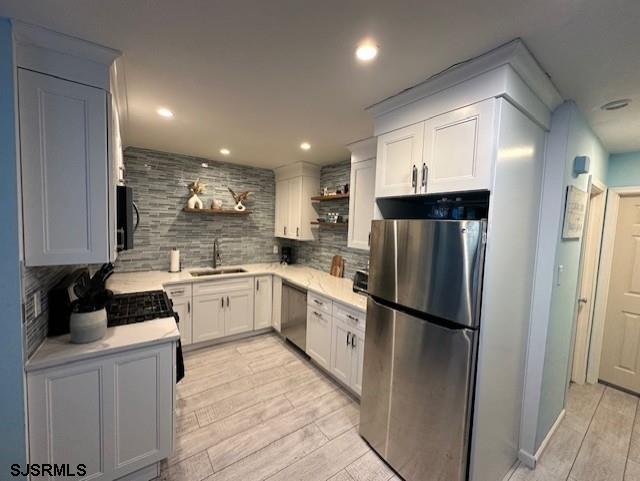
[518,409,566,469]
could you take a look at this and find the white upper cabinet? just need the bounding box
[13,22,122,266]
[347,138,377,250]
[423,98,496,193]
[274,162,319,241]
[19,69,110,266]
[275,179,290,237]
[375,123,424,197]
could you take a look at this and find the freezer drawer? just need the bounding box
[360,297,477,481]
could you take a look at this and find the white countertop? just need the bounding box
[106,263,368,312]
[26,317,180,372]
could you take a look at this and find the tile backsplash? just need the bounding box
[22,264,77,357]
[114,147,280,272]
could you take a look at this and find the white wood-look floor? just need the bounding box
[509,382,640,481]
[157,332,401,481]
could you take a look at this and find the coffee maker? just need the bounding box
[280,246,294,264]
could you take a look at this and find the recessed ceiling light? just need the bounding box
[601,99,632,111]
[356,42,378,62]
[220,148,230,155]
[300,142,311,151]
[157,107,174,118]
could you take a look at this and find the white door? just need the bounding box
[275,179,289,237]
[254,276,273,329]
[350,329,365,396]
[306,308,332,370]
[18,68,109,266]
[171,297,192,345]
[330,319,353,385]
[600,195,640,393]
[422,99,495,194]
[376,122,424,198]
[225,289,254,335]
[192,294,225,342]
[571,184,606,383]
[112,345,173,477]
[348,158,376,250]
[28,362,109,480]
[288,177,303,239]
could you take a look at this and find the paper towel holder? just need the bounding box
[169,248,182,273]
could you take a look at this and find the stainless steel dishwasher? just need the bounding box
[281,281,307,351]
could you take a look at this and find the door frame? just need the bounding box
[587,186,640,383]
[570,179,607,384]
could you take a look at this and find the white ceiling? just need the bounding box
[1,0,639,168]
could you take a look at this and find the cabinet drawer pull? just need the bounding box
[171,289,185,296]
[313,299,323,306]
[347,314,359,322]
[313,311,321,318]
[346,332,351,346]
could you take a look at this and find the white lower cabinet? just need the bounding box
[192,292,225,343]
[27,343,175,481]
[254,276,273,329]
[306,307,332,370]
[306,295,366,396]
[330,318,353,386]
[191,277,255,342]
[166,285,192,345]
[225,289,254,335]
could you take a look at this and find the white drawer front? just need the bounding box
[333,302,366,332]
[165,284,192,299]
[193,277,253,296]
[307,291,332,315]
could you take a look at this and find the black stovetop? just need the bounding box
[106,290,176,326]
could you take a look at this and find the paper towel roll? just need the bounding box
[170,249,181,273]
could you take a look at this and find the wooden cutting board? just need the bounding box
[330,255,345,278]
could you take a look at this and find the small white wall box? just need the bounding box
[574,156,590,175]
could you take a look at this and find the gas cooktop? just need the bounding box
[106,290,176,326]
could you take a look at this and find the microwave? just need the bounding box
[116,185,138,251]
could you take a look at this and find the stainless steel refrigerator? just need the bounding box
[360,219,487,481]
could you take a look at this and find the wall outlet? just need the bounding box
[273,245,279,254]
[33,291,41,318]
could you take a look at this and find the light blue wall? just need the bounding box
[536,102,609,447]
[0,18,27,477]
[608,151,640,187]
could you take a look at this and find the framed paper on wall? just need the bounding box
[562,185,589,239]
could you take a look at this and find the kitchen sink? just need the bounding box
[190,268,247,277]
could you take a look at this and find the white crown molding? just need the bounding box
[366,39,562,118]
[11,19,121,65]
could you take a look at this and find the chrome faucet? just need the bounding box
[213,239,221,268]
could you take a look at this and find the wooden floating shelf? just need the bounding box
[182,208,252,216]
[311,193,350,202]
[311,221,348,228]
